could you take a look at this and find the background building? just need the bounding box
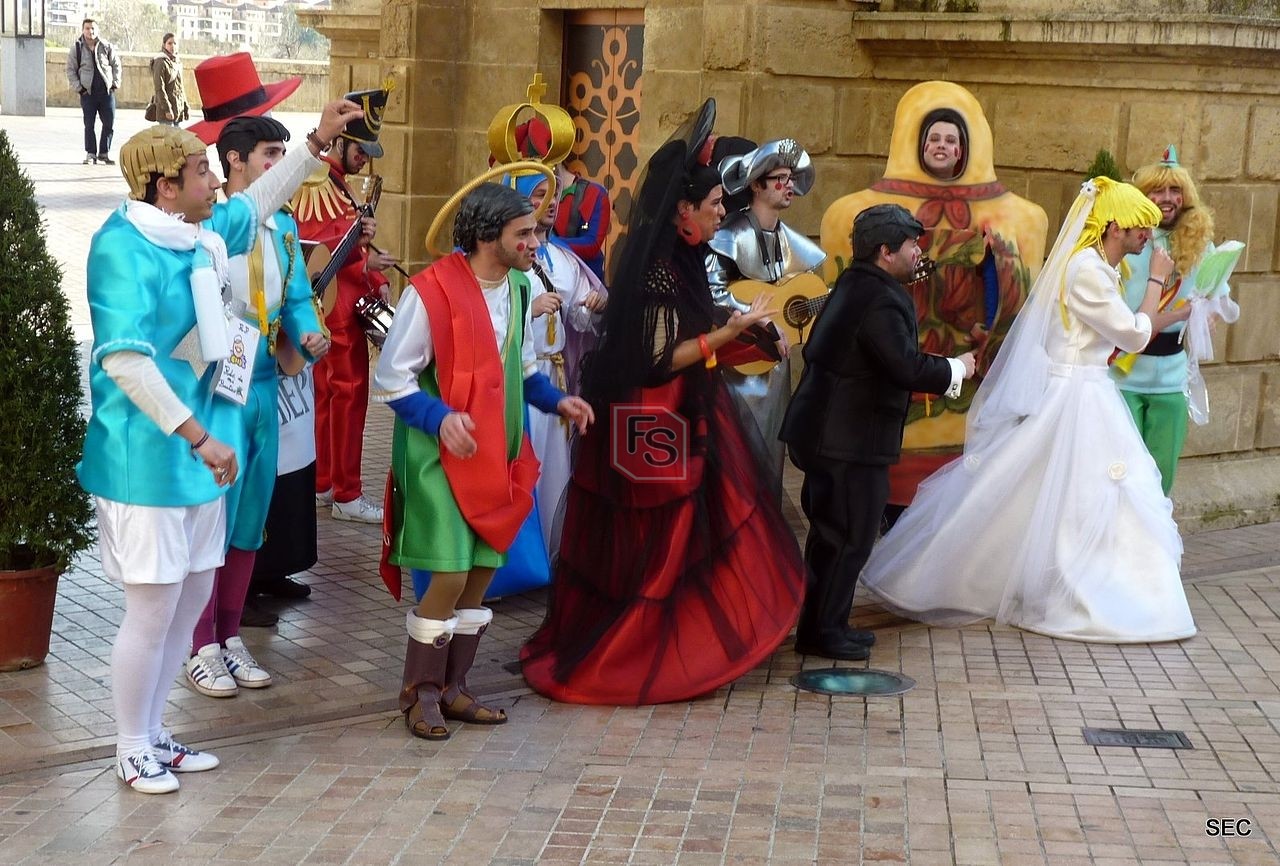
[303,0,1280,532]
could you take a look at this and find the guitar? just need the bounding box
[727,272,829,375]
[725,257,937,376]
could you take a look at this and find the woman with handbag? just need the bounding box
[149,34,188,127]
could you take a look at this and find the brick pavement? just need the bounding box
[2,110,1279,865]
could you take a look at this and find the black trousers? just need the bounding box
[80,83,115,157]
[792,451,889,644]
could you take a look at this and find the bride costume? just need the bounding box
[860,178,1196,643]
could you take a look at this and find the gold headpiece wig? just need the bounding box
[120,125,208,202]
[1073,176,1162,258]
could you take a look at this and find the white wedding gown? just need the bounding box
[861,248,1196,643]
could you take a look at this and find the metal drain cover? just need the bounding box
[1082,728,1193,749]
[790,667,915,697]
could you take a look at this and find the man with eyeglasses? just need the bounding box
[706,138,826,472]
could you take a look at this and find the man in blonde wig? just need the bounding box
[1112,146,1213,494]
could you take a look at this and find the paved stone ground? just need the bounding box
[2,110,1279,865]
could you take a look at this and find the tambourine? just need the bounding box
[355,292,395,349]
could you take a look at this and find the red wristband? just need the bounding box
[698,333,717,369]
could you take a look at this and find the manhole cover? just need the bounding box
[1082,728,1193,749]
[790,668,915,697]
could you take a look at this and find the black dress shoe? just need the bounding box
[253,575,312,599]
[240,603,279,628]
[794,638,870,662]
[844,628,876,647]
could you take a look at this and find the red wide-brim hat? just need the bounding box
[186,52,303,145]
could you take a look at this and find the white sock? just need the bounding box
[146,569,215,743]
[113,581,185,755]
[453,607,493,636]
[406,610,457,644]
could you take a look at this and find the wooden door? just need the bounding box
[561,9,644,265]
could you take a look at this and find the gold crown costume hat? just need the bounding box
[487,73,576,173]
[120,125,209,201]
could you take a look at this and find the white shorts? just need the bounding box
[95,497,226,585]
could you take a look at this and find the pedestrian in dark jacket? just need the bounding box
[64,18,122,165]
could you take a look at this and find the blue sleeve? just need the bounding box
[205,195,258,258]
[982,253,1000,331]
[523,371,566,415]
[87,225,161,366]
[275,213,324,357]
[388,391,453,436]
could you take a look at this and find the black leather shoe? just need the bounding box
[794,638,870,662]
[253,575,312,599]
[240,603,279,628]
[844,628,876,647]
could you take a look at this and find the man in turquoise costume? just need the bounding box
[183,113,332,700]
[80,100,360,794]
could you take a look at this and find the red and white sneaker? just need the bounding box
[153,730,219,773]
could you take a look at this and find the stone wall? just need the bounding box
[311,1,1280,530]
[45,48,328,113]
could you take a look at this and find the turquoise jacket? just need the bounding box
[209,207,323,550]
[78,197,257,507]
[1113,228,1213,395]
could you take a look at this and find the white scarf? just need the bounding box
[123,200,231,360]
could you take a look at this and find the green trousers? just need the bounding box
[1120,390,1187,496]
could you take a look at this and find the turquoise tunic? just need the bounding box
[388,271,530,573]
[1113,229,1213,395]
[78,198,257,507]
[210,209,324,551]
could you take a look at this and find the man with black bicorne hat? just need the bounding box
[779,204,975,662]
[291,82,399,524]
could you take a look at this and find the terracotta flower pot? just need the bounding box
[0,565,61,671]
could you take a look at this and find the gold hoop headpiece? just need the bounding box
[425,161,555,258]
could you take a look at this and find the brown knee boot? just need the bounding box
[441,608,507,725]
[400,612,456,740]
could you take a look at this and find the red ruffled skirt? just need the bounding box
[520,375,804,705]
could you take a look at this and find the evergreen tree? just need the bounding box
[0,130,95,570]
[1085,149,1124,182]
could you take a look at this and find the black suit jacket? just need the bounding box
[780,260,955,465]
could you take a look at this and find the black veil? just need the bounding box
[581,99,717,403]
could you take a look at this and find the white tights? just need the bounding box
[110,570,215,754]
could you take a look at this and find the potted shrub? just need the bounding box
[0,128,96,671]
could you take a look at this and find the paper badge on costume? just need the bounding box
[213,316,259,405]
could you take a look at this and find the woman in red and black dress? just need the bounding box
[520,101,805,705]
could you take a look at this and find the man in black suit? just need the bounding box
[780,204,976,661]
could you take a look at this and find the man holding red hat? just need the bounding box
[291,84,398,523]
[181,54,332,698]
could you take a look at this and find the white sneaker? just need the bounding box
[153,730,219,773]
[83,153,96,165]
[315,489,334,507]
[222,636,272,688]
[185,643,238,698]
[332,495,383,523]
[116,747,179,794]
